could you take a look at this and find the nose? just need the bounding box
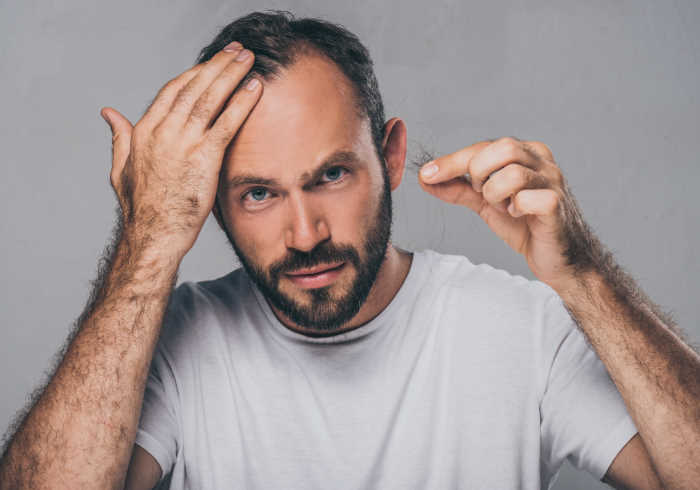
[284,193,330,252]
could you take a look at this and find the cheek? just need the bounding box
[323,182,376,241]
[227,202,288,266]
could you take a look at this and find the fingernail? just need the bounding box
[421,163,438,178]
[223,41,242,52]
[245,78,260,91]
[236,49,251,61]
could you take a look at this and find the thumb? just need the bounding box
[100,107,133,179]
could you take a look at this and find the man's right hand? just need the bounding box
[101,41,262,258]
[0,44,263,490]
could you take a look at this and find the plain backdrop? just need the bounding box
[1,1,698,488]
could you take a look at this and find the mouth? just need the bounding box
[285,262,346,289]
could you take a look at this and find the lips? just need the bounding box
[286,262,345,276]
[285,262,346,289]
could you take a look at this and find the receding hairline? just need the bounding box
[238,43,366,120]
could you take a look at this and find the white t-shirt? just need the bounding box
[135,248,638,489]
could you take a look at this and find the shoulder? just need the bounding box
[155,267,252,354]
[419,249,573,352]
[419,250,572,396]
[421,248,558,312]
[164,267,249,320]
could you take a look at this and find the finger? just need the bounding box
[481,163,551,209]
[184,49,258,135]
[524,140,555,162]
[418,173,484,213]
[139,65,203,130]
[162,43,252,128]
[468,137,548,193]
[508,188,562,227]
[202,76,263,153]
[419,141,491,186]
[101,107,134,188]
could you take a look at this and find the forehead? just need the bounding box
[223,53,374,179]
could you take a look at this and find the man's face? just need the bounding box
[216,53,393,333]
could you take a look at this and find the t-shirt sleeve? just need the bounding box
[135,344,179,484]
[133,285,184,487]
[539,293,639,482]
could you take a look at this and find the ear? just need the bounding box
[380,117,407,191]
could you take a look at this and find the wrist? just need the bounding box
[118,225,190,267]
[107,232,184,290]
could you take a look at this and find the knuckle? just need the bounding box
[498,136,520,147]
[151,122,174,143]
[532,171,548,189]
[173,86,196,109]
[150,124,165,141]
[504,163,524,181]
[156,76,187,104]
[189,97,212,123]
[163,77,181,94]
[498,137,520,159]
[149,82,174,108]
[546,191,561,212]
[530,140,554,160]
[484,167,509,199]
[538,164,562,188]
[550,166,564,187]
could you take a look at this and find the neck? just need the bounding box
[268,243,413,337]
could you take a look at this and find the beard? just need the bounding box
[220,164,393,335]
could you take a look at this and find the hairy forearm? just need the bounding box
[0,233,181,489]
[554,268,700,490]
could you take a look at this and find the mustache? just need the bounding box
[269,242,361,278]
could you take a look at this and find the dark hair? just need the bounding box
[195,10,386,162]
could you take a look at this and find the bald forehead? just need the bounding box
[245,53,360,133]
[224,53,374,176]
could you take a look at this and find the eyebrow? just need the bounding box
[224,150,363,191]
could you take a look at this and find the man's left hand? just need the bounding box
[418,137,591,289]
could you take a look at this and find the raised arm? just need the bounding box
[0,41,262,489]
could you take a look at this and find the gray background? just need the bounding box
[1,1,698,488]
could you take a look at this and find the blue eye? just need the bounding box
[321,166,348,183]
[244,187,269,202]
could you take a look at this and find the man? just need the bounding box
[0,10,697,490]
